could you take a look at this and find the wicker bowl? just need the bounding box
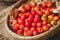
[5,0,60,40]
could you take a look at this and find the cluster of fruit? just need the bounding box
[11,2,60,36]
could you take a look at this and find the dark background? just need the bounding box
[0,1,60,40]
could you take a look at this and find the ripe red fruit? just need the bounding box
[18,13,22,17]
[37,22,42,27]
[31,27,36,31]
[51,13,55,17]
[21,14,26,20]
[34,18,40,23]
[24,27,29,31]
[47,2,52,8]
[37,27,44,33]
[17,30,23,36]
[31,7,35,11]
[33,30,38,36]
[25,4,31,10]
[25,22,31,27]
[19,24,24,30]
[34,6,40,11]
[31,11,36,15]
[42,3,47,9]
[35,14,40,18]
[12,20,17,25]
[27,30,33,36]
[38,11,43,16]
[26,12,31,16]
[13,26,19,31]
[47,23,52,28]
[32,22,36,27]
[42,25,50,31]
[45,10,51,15]
[28,17,33,22]
[17,18,24,24]
[42,20,48,25]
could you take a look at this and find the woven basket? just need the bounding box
[5,0,60,40]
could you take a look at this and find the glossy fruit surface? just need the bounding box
[11,1,60,36]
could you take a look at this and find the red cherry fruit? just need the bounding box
[24,27,29,31]
[31,27,36,32]
[17,18,24,24]
[18,13,22,18]
[19,24,24,30]
[45,9,51,16]
[27,30,33,36]
[34,6,40,11]
[35,14,40,18]
[31,10,36,15]
[14,23,20,27]
[37,27,44,33]
[42,3,47,9]
[42,20,48,25]
[38,11,43,16]
[33,30,38,36]
[51,13,55,17]
[34,18,40,23]
[21,14,26,20]
[37,22,42,27]
[47,23,52,28]
[12,20,17,25]
[25,4,31,10]
[42,25,50,31]
[13,26,19,31]
[25,22,31,27]
[32,22,36,27]
[28,17,33,22]
[47,2,52,8]
[31,7,35,11]
[26,12,30,16]
[41,8,45,13]
[17,30,23,36]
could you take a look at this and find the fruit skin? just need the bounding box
[47,2,52,8]
[25,4,31,10]
[35,14,40,18]
[31,2,36,7]
[42,25,50,31]
[24,27,29,31]
[32,22,36,27]
[37,27,44,33]
[47,23,52,28]
[41,14,47,20]
[37,22,42,27]
[42,20,48,25]
[33,30,38,36]
[12,20,17,25]
[26,12,30,16]
[31,10,36,15]
[12,26,19,31]
[25,22,31,27]
[27,30,33,36]
[48,15,53,21]
[31,27,36,32]
[45,9,51,16]
[51,20,57,25]
[17,30,23,36]
[42,3,47,9]
[54,16,59,21]
[24,31,28,36]
[34,18,40,23]
[19,24,24,30]
[34,6,40,12]
[37,11,43,16]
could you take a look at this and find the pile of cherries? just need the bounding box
[11,2,60,36]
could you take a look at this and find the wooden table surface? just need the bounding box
[0,1,60,40]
